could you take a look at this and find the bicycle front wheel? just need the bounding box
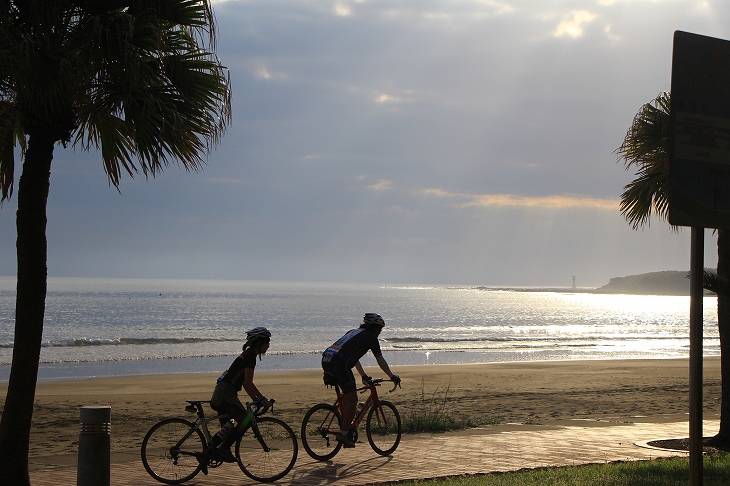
[301,403,343,461]
[141,418,205,484]
[236,417,298,482]
[366,400,401,456]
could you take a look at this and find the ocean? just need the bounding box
[0,277,720,382]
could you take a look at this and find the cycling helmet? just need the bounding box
[246,327,272,342]
[363,313,385,328]
[243,327,271,355]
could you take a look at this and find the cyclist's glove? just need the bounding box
[390,375,401,385]
[254,397,272,412]
[361,374,373,384]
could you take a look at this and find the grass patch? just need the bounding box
[401,377,501,433]
[384,454,730,485]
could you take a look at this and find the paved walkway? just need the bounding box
[29,420,707,485]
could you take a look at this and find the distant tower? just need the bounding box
[572,276,576,289]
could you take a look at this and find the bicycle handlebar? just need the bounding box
[364,378,401,393]
[247,398,276,416]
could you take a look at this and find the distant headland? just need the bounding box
[477,270,714,296]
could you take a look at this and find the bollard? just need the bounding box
[77,406,111,486]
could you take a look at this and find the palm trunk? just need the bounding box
[712,228,730,445]
[0,133,54,485]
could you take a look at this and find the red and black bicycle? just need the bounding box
[301,377,402,460]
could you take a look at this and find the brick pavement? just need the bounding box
[28,420,704,485]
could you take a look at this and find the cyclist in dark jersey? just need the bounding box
[321,313,401,447]
[209,326,272,461]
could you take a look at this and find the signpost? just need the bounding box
[670,31,730,228]
[669,31,730,486]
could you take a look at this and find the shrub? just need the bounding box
[401,377,501,433]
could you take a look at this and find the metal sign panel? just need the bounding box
[669,31,730,228]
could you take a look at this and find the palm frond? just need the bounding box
[620,170,664,229]
[0,101,25,202]
[615,92,676,230]
[69,0,232,187]
[616,92,670,171]
[702,269,730,296]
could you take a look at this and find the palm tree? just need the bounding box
[616,92,730,446]
[0,1,232,483]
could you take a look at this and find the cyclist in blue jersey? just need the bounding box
[321,313,401,447]
[209,326,272,462]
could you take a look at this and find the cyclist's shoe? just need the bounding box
[198,454,209,475]
[218,447,238,463]
[335,431,356,448]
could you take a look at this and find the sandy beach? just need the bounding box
[0,357,721,459]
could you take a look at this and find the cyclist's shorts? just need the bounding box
[210,381,245,418]
[321,357,356,394]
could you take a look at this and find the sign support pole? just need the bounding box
[689,226,704,486]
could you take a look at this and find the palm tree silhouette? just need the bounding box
[0,2,232,482]
[617,92,730,447]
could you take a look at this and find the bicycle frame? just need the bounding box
[230,407,272,452]
[161,401,227,465]
[331,378,399,432]
[185,401,272,455]
[185,400,226,446]
[333,381,381,429]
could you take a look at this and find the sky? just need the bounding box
[1,0,729,288]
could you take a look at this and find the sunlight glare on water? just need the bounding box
[0,278,720,380]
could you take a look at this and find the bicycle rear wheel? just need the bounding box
[141,418,205,484]
[236,417,298,482]
[366,400,401,456]
[301,403,343,461]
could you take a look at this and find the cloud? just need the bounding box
[419,188,618,210]
[463,194,618,210]
[366,179,394,191]
[375,93,401,104]
[334,3,352,17]
[553,10,598,38]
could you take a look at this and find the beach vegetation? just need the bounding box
[0,1,231,483]
[616,92,730,447]
[401,378,502,433]
[385,454,730,485]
